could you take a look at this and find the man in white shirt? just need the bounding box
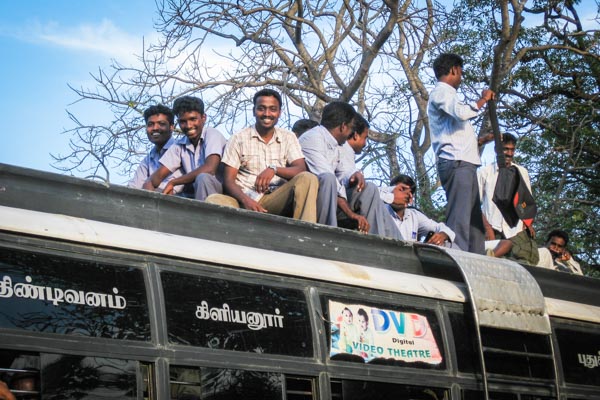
[386,175,456,246]
[427,53,495,254]
[537,230,583,275]
[478,132,532,240]
[300,104,398,238]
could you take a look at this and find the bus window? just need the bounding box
[1,350,142,399]
[463,391,554,399]
[480,327,554,380]
[0,350,40,399]
[169,365,316,400]
[322,297,446,370]
[0,247,151,341]
[41,354,138,398]
[140,362,155,400]
[330,378,449,399]
[161,271,313,357]
[555,324,600,387]
[448,309,479,374]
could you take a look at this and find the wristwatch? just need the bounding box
[268,164,278,174]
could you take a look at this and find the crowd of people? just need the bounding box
[127,53,583,276]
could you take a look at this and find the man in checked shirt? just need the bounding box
[206,89,318,222]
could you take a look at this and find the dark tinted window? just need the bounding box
[331,378,449,399]
[0,248,150,341]
[170,366,283,400]
[0,350,40,399]
[323,297,446,370]
[481,327,554,380]
[463,390,553,399]
[162,271,312,357]
[556,326,600,386]
[41,354,137,399]
[0,350,139,399]
[449,309,479,373]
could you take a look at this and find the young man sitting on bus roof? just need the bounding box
[385,174,456,247]
[142,96,228,200]
[205,89,319,222]
[299,103,399,238]
[128,104,184,194]
[489,229,583,275]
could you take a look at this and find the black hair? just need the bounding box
[143,104,175,125]
[292,119,319,137]
[253,88,283,108]
[352,114,370,136]
[320,101,356,130]
[432,53,464,80]
[357,308,369,323]
[172,96,205,116]
[547,229,569,246]
[502,132,518,145]
[390,174,417,195]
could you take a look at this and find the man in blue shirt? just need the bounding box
[128,104,183,193]
[300,102,399,238]
[143,96,227,200]
[427,53,495,254]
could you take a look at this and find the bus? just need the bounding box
[0,163,598,400]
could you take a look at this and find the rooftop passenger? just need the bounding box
[427,53,495,254]
[206,89,318,222]
[299,103,399,238]
[489,229,583,275]
[127,104,183,194]
[479,133,532,241]
[142,96,227,200]
[386,174,456,247]
[291,119,319,138]
[538,230,583,275]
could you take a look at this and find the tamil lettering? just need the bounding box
[195,301,284,331]
[578,351,600,369]
[0,275,126,309]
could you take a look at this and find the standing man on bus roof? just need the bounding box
[299,102,399,238]
[128,104,184,194]
[206,88,318,222]
[143,96,227,200]
[478,133,532,241]
[427,53,495,254]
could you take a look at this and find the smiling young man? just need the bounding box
[142,96,227,200]
[206,89,318,222]
[128,104,183,193]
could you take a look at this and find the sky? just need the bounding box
[0,1,597,185]
[0,1,158,184]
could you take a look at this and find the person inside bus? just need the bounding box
[386,174,456,247]
[128,104,184,194]
[205,89,319,222]
[9,371,38,400]
[299,103,399,238]
[143,96,228,200]
[291,118,318,138]
[0,381,15,400]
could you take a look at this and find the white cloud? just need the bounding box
[16,19,155,64]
